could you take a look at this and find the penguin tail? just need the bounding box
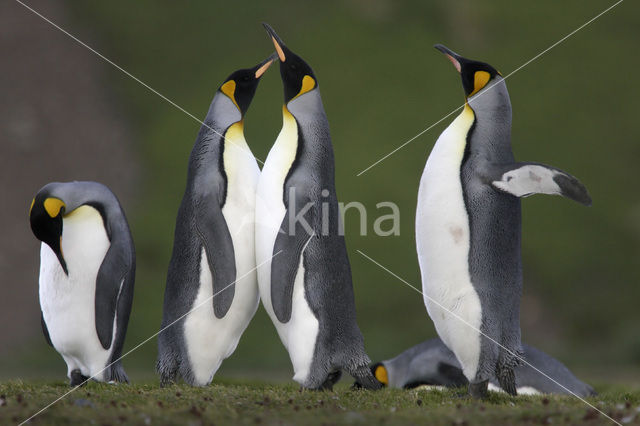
[496,365,517,396]
[107,361,129,384]
[584,383,598,397]
[495,344,523,396]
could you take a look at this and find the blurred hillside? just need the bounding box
[1,0,638,383]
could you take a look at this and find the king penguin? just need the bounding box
[29,181,135,386]
[255,24,380,390]
[358,338,596,397]
[415,45,592,398]
[156,56,275,386]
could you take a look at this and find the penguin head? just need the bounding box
[434,44,500,98]
[371,362,389,387]
[218,54,277,116]
[262,23,318,104]
[30,187,68,275]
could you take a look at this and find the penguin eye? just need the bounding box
[290,63,297,71]
[242,75,250,82]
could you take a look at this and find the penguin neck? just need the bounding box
[273,104,299,152]
[285,88,327,125]
[50,182,125,245]
[465,79,513,160]
[223,120,249,151]
[60,205,111,275]
[221,120,255,188]
[280,89,334,165]
[192,93,245,172]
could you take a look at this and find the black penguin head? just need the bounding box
[371,362,389,387]
[262,23,318,104]
[29,190,68,274]
[218,54,276,116]
[434,44,500,98]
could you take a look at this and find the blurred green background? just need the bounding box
[1,0,638,384]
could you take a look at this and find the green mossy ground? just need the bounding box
[1,380,638,425]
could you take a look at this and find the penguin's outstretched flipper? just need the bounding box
[94,241,134,350]
[270,193,315,323]
[491,162,591,206]
[194,193,237,318]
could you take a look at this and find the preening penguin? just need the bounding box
[29,181,135,386]
[157,56,274,386]
[357,338,596,397]
[255,24,380,390]
[415,45,591,398]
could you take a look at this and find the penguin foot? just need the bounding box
[318,370,342,391]
[159,375,175,388]
[468,380,489,399]
[350,365,383,390]
[69,369,89,387]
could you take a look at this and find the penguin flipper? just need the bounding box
[195,195,236,319]
[41,311,53,347]
[95,241,133,350]
[270,197,315,323]
[491,162,591,206]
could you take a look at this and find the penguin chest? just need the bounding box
[39,205,112,374]
[255,107,299,316]
[221,122,261,292]
[255,109,319,383]
[182,127,261,386]
[415,105,483,380]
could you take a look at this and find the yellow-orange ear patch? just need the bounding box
[470,71,491,97]
[44,198,65,218]
[374,365,388,385]
[293,75,316,100]
[220,80,240,110]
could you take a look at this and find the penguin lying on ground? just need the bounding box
[30,181,135,386]
[415,45,591,398]
[156,56,275,386]
[255,24,380,390]
[355,338,596,397]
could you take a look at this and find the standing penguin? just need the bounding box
[157,56,275,386]
[415,45,591,398]
[255,24,380,390]
[357,338,596,397]
[30,181,135,386]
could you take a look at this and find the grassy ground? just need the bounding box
[1,380,638,425]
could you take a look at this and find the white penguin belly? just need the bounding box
[39,205,114,381]
[183,125,261,386]
[415,104,483,381]
[255,107,319,384]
